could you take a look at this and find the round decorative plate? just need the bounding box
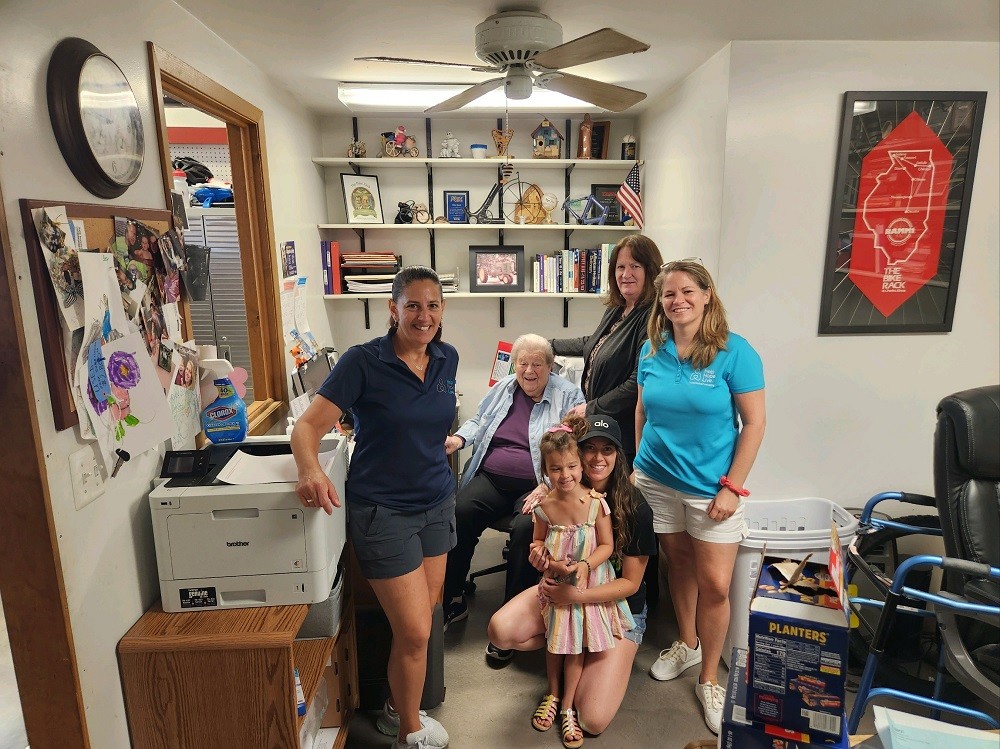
[47,37,144,198]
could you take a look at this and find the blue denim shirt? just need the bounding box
[454,373,585,489]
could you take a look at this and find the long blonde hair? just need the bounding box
[646,261,729,370]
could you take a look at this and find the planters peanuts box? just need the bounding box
[721,648,848,749]
[746,526,849,743]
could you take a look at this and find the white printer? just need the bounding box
[149,436,347,613]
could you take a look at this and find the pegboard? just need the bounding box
[169,144,233,183]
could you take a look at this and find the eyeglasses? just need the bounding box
[660,256,703,270]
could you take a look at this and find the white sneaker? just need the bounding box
[695,680,726,734]
[377,701,449,747]
[649,639,702,681]
[396,719,450,749]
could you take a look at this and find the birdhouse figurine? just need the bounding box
[531,117,564,159]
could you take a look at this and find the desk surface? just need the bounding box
[118,601,309,651]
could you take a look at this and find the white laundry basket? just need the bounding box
[723,497,858,666]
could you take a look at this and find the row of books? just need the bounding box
[531,244,613,294]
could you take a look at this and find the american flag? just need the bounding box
[616,163,643,229]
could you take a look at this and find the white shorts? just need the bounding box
[633,469,747,544]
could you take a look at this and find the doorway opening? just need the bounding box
[148,42,286,433]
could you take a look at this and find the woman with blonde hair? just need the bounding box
[635,260,766,735]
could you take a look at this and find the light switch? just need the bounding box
[70,444,106,509]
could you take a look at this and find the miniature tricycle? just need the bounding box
[382,126,419,158]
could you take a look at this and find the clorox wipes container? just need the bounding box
[201,377,248,444]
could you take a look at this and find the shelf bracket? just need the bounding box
[563,297,571,328]
[348,161,361,175]
[499,297,505,328]
[565,163,576,177]
[360,299,371,329]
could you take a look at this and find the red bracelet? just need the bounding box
[720,476,750,497]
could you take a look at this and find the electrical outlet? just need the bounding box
[70,445,107,509]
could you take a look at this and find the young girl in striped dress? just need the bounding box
[530,415,634,748]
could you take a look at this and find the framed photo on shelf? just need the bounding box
[468,245,525,293]
[444,190,470,223]
[818,91,987,335]
[590,120,611,159]
[590,184,623,225]
[341,173,384,224]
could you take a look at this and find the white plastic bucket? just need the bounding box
[723,498,858,666]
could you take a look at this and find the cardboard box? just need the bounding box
[746,526,849,742]
[721,648,848,749]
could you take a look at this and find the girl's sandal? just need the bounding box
[560,708,584,749]
[531,693,559,731]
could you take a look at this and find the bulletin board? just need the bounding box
[18,199,172,431]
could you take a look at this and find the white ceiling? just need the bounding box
[175,0,999,115]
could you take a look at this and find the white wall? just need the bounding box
[718,41,1000,509]
[639,45,732,266]
[0,2,325,745]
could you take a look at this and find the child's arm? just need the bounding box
[577,511,614,591]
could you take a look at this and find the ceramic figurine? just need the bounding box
[440,131,460,158]
[347,140,367,158]
[384,125,419,157]
[531,118,564,159]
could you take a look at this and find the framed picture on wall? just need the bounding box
[818,91,987,334]
[468,245,525,293]
[341,173,384,224]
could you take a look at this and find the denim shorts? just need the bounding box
[623,604,647,645]
[348,494,456,580]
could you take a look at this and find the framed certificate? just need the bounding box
[444,190,470,224]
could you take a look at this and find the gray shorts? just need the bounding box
[348,494,457,580]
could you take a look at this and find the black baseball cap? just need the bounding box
[580,415,623,451]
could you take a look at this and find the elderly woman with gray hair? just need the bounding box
[443,333,584,638]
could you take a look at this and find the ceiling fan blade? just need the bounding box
[531,29,649,70]
[424,77,505,113]
[355,56,497,73]
[539,72,646,113]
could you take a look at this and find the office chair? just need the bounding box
[465,515,515,594]
[847,385,1000,733]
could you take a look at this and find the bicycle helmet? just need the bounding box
[172,157,214,185]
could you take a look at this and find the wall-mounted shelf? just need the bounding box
[326,291,602,329]
[318,223,636,232]
[313,157,637,171]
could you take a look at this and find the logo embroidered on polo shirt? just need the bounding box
[689,369,717,387]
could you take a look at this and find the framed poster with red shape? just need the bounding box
[818,91,987,334]
[489,341,513,387]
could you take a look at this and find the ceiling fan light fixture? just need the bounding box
[503,68,534,100]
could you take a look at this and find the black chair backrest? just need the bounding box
[934,384,1000,594]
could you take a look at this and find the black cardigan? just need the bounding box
[551,302,654,461]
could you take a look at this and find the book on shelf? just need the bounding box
[321,240,331,294]
[529,247,611,294]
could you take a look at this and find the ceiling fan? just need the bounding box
[355,10,650,113]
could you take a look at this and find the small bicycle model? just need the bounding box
[384,126,419,158]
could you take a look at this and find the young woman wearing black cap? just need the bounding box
[487,414,656,735]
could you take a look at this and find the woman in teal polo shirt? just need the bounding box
[633,260,765,736]
[292,266,457,749]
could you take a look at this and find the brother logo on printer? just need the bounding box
[226,540,250,547]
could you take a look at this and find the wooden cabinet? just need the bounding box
[118,596,355,749]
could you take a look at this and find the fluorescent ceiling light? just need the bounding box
[338,82,595,113]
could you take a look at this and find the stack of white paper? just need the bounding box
[216,449,337,485]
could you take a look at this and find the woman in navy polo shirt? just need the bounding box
[292,266,457,749]
[634,260,765,735]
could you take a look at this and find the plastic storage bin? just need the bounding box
[723,497,858,666]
